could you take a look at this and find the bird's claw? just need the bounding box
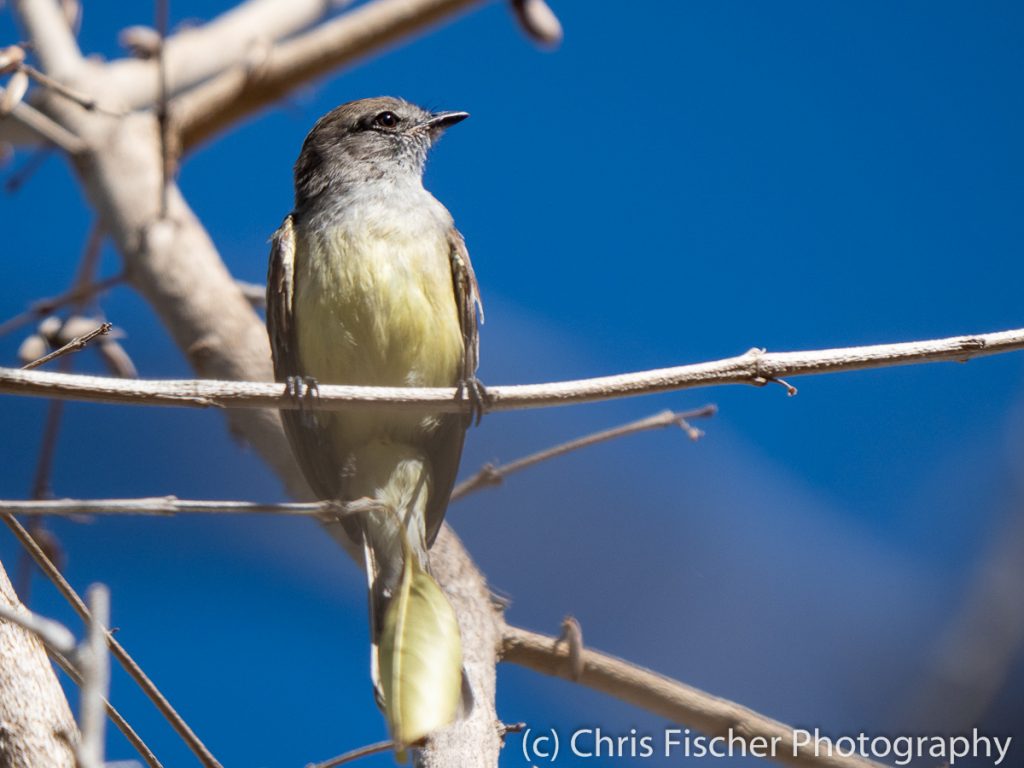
[457,376,491,426]
[285,375,320,415]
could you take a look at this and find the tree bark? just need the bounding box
[0,561,77,768]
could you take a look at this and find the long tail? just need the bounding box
[353,443,463,750]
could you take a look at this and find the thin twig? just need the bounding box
[77,584,110,768]
[29,393,65,501]
[306,740,394,768]
[18,392,66,597]
[0,586,161,767]
[501,624,885,768]
[0,496,380,518]
[155,0,171,216]
[20,64,123,116]
[4,145,50,192]
[18,223,107,597]
[49,650,165,768]
[451,406,716,501]
[0,512,225,768]
[0,100,86,154]
[1,327,1023,413]
[0,272,123,338]
[0,601,77,654]
[20,321,111,370]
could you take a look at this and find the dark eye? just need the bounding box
[374,111,400,128]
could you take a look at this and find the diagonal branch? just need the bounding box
[103,0,346,111]
[500,624,885,768]
[11,0,83,77]
[0,559,78,767]
[0,512,225,768]
[451,406,716,500]
[49,649,165,768]
[20,321,111,370]
[0,274,122,339]
[1,327,1022,413]
[174,0,489,151]
[0,100,86,153]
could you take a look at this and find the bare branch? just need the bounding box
[306,740,393,768]
[20,321,111,370]
[0,100,85,153]
[501,624,885,768]
[1,327,1022,413]
[175,0,488,151]
[0,512,225,768]
[11,0,83,76]
[76,585,110,768]
[509,0,562,47]
[451,406,716,501]
[0,602,77,655]
[235,279,266,307]
[553,615,583,680]
[155,0,172,217]
[0,273,123,338]
[20,65,123,116]
[104,0,344,110]
[48,650,164,768]
[0,586,155,767]
[0,495,376,519]
[0,559,77,767]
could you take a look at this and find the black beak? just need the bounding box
[423,111,470,135]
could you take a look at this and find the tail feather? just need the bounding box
[377,537,462,751]
[348,442,463,748]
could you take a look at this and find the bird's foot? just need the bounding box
[456,375,491,426]
[285,375,320,416]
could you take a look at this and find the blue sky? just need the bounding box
[2,2,1023,766]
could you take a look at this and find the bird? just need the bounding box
[265,96,482,749]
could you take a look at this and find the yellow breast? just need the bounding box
[292,221,463,445]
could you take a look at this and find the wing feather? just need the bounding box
[422,228,482,547]
[267,215,345,500]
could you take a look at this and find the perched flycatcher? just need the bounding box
[266,97,482,749]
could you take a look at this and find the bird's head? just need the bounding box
[293,96,468,208]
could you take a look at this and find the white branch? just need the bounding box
[76,585,110,768]
[0,101,86,153]
[0,496,369,518]
[103,0,342,111]
[0,560,78,767]
[11,0,83,77]
[0,603,77,656]
[1,327,1022,413]
[175,0,488,150]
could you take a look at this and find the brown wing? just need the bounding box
[422,227,482,547]
[266,215,345,500]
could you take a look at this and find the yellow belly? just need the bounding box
[292,224,463,447]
